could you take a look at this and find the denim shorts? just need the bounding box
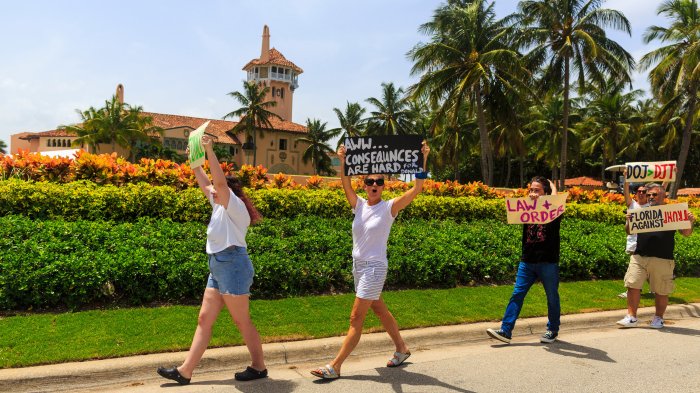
[206,245,254,296]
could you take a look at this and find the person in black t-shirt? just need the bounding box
[617,183,695,329]
[487,176,562,344]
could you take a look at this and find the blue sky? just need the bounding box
[1,0,666,150]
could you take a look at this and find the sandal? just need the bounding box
[387,351,411,367]
[234,366,268,381]
[310,364,340,379]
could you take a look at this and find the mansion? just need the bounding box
[10,26,318,175]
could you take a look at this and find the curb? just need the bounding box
[2,303,699,392]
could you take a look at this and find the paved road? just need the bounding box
[68,316,700,393]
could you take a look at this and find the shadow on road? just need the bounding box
[334,364,476,393]
[491,340,615,363]
[658,325,700,337]
[162,378,298,393]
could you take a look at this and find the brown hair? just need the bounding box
[226,176,262,225]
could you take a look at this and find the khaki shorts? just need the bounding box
[624,254,675,295]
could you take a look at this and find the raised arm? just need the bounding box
[188,144,212,198]
[391,142,430,217]
[680,211,695,237]
[549,179,557,196]
[623,169,633,207]
[202,135,231,209]
[337,145,358,209]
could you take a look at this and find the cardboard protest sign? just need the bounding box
[187,121,210,168]
[625,161,676,183]
[343,135,423,176]
[627,203,691,234]
[505,193,569,225]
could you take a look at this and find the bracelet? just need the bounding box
[415,171,428,180]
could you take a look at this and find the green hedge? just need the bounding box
[1,215,699,310]
[0,179,654,224]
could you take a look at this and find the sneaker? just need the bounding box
[486,328,511,344]
[540,330,558,343]
[617,291,627,299]
[650,316,664,329]
[616,315,638,327]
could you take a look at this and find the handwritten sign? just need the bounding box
[628,203,691,234]
[506,193,568,225]
[625,161,676,183]
[187,121,210,168]
[344,135,423,176]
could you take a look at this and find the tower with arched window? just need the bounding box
[242,25,303,122]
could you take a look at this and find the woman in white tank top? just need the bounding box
[311,141,430,380]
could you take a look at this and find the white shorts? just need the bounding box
[352,260,388,300]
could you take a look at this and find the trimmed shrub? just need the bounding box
[1,215,699,310]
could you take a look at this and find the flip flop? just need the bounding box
[310,364,340,379]
[387,351,411,367]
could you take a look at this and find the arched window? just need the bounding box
[280,88,284,99]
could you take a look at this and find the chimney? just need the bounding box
[116,84,124,104]
[260,25,270,62]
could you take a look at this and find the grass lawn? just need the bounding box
[3,278,700,368]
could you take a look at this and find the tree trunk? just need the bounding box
[559,58,570,191]
[671,90,697,198]
[519,155,525,188]
[504,152,512,187]
[475,84,494,186]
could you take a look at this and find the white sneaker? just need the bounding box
[616,315,638,327]
[650,316,664,329]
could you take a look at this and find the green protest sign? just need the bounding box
[188,121,210,168]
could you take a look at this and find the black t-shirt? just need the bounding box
[635,230,675,260]
[521,216,562,263]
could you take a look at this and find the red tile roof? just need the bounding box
[18,112,308,145]
[565,176,603,187]
[678,188,700,196]
[20,129,75,139]
[243,48,303,73]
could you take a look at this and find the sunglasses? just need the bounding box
[648,192,659,197]
[364,178,385,186]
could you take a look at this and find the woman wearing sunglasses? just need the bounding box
[311,141,430,380]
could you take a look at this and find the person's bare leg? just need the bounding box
[654,294,668,318]
[222,294,266,371]
[327,297,373,375]
[626,288,642,317]
[178,288,224,378]
[371,298,409,353]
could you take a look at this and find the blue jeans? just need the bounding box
[501,262,560,335]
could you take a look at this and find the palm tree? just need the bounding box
[524,93,581,180]
[514,0,635,189]
[224,81,282,166]
[365,82,415,136]
[296,118,341,175]
[330,101,367,147]
[61,95,161,161]
[0,139,7,155]
[580,78,644,181]
[408,0,529,186]
[639,0,700,197]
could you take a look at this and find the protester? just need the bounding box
[618,179,651,298]
[157,135,267,384]
[310,141,430,380]
[487,176,562,344]
[617,183,695,328]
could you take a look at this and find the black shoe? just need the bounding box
[157,366,191,385]
[235,366,268,381]
[486,328,511,344]
[540,330,558,343]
